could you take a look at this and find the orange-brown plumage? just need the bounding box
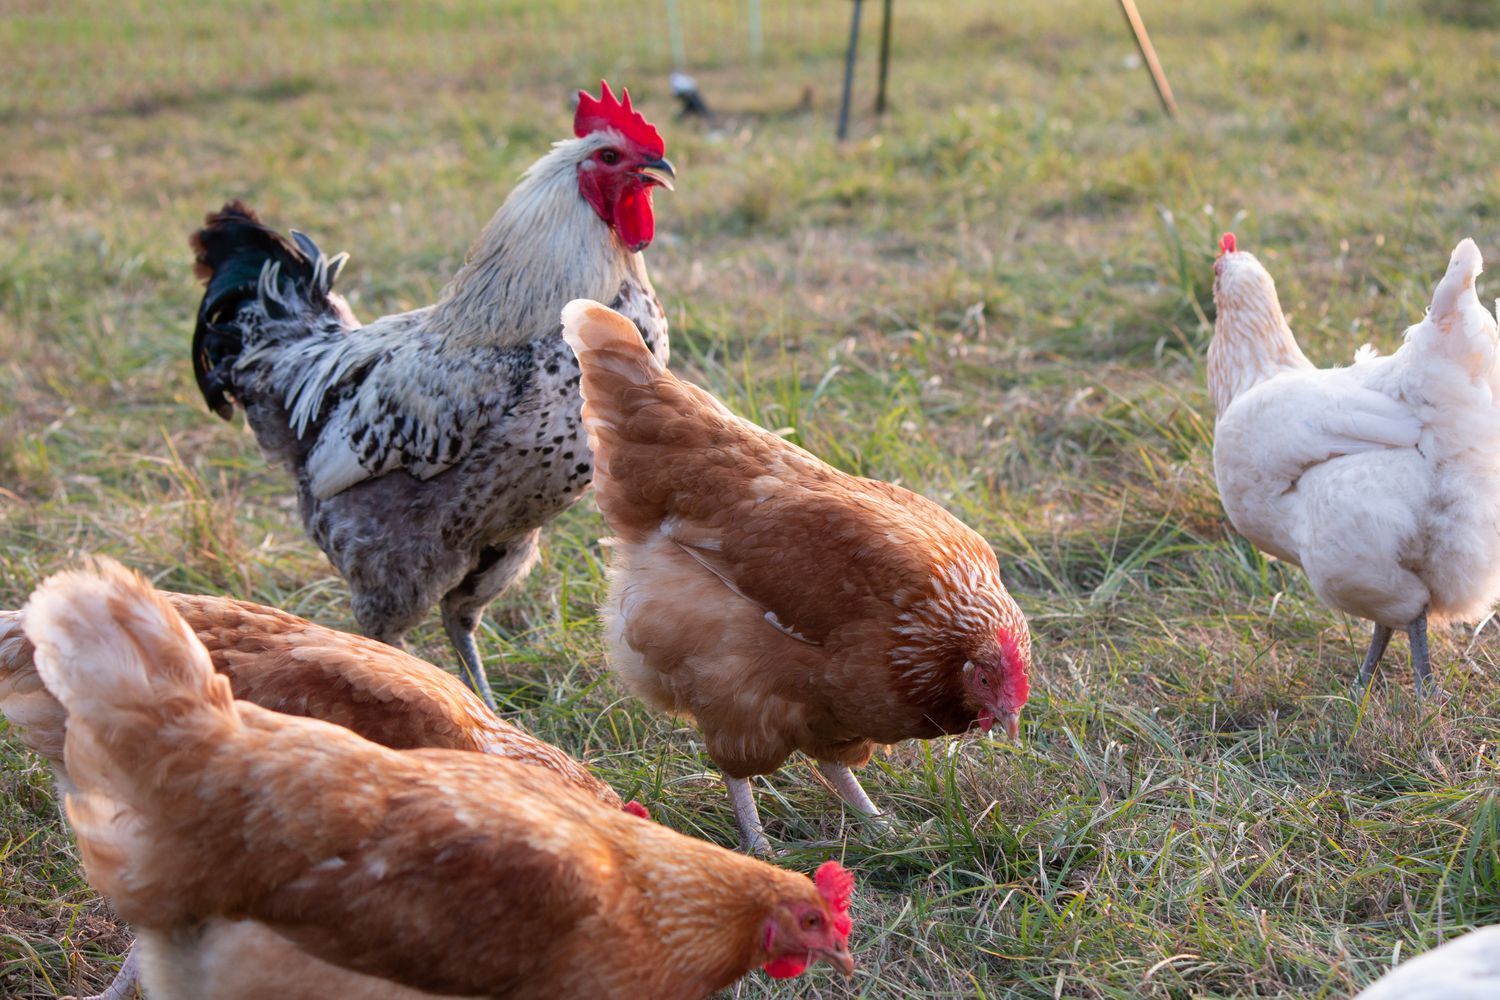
[21,560,856,1000]
[0,594,618,807]
[561,299,1032,850]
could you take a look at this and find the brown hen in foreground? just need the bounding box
[22,560,856,1000]
[0,592,620,806]
[561,299,1033,853]
[0,588,627,1000]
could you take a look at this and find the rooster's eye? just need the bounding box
[600,149,621,165]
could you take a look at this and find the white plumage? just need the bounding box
[1354,926,1500,1000]
[1209,236,1500,691]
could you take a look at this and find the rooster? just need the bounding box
[560,300,1033,854]
[1,588,635,1000]
[1210,233,1500,695]
[21,559,856,1000]
[190,82,674,708]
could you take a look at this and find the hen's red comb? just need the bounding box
[814,860,855,937]
[622,800,650,819]
[1220,233,1237,255]
[575,81,664,157]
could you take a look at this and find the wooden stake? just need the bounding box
[1117,0,1177,118]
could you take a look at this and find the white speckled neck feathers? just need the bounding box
[1208,251,1314,415]
[430,132,649,352]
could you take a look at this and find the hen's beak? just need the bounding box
[999,710,1021,742]
[818,945,855,978]
[634,156,676,191]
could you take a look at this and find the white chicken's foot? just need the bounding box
[441,612,498,712]
[815,761,894,837]
[76,941,140,1000]
[724,774,774,856]
[1408,609,1435,698]
[1355,622,1394,689]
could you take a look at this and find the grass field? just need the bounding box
[5,0,1500,996]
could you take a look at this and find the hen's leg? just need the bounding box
[1355,622,1394,689]
[816,761,882,816]
[76,942,140,1000]
[439,530,543,711]
[1408,608,1434,698]
[725,775,773,857]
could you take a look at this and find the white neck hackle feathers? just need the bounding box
[1208,251,1314,415]
[428,131,650,351]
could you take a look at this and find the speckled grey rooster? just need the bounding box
[189,82,673,708]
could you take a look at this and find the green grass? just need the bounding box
[4,0,1500,996]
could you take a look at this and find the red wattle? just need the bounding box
[763,956,810,979]
[613,183,655,252]
[977,707,995,733]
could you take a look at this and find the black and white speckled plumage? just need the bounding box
[190,132,669,703]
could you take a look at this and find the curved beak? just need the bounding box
[818,944,855,978]
[998,709,1021,742]
[633,156,676,191]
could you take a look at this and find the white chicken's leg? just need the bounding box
[1408,609,1434,698]
[724,775,773,856]
[75,942,140,1000]
[1355,622,1394,689]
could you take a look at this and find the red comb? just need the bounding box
[814,860,855,937]
[575,81,664,157]
[1220,233,1237,255]
[622,800,650,819]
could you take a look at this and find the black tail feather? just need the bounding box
[188,201,346,420]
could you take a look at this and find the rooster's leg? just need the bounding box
[1355,622,1394,689]
[439,533,543,712]
[77,941,140,1000]
[441,612,497,711]
[1408,608,1434,698]
[724,775,773,856]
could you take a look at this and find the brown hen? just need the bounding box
[0,588,624,1000]
[561,299,1033,853]
[21,560,856,1000]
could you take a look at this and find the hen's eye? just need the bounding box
[802,914,823,930]
[979,674,990,687]
[600,149,621,165]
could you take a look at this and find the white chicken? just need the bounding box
[1353,926,1500,999]
[1209,233,1500,694]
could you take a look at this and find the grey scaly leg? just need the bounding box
[1356,622,1394,689]
[725,774,773,857]
[1408,609,1434,698]
[441,609,497,711]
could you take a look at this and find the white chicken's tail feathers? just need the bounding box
[23,558,239,750]
[561,298,665,385]
[1405,238,1499,381]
